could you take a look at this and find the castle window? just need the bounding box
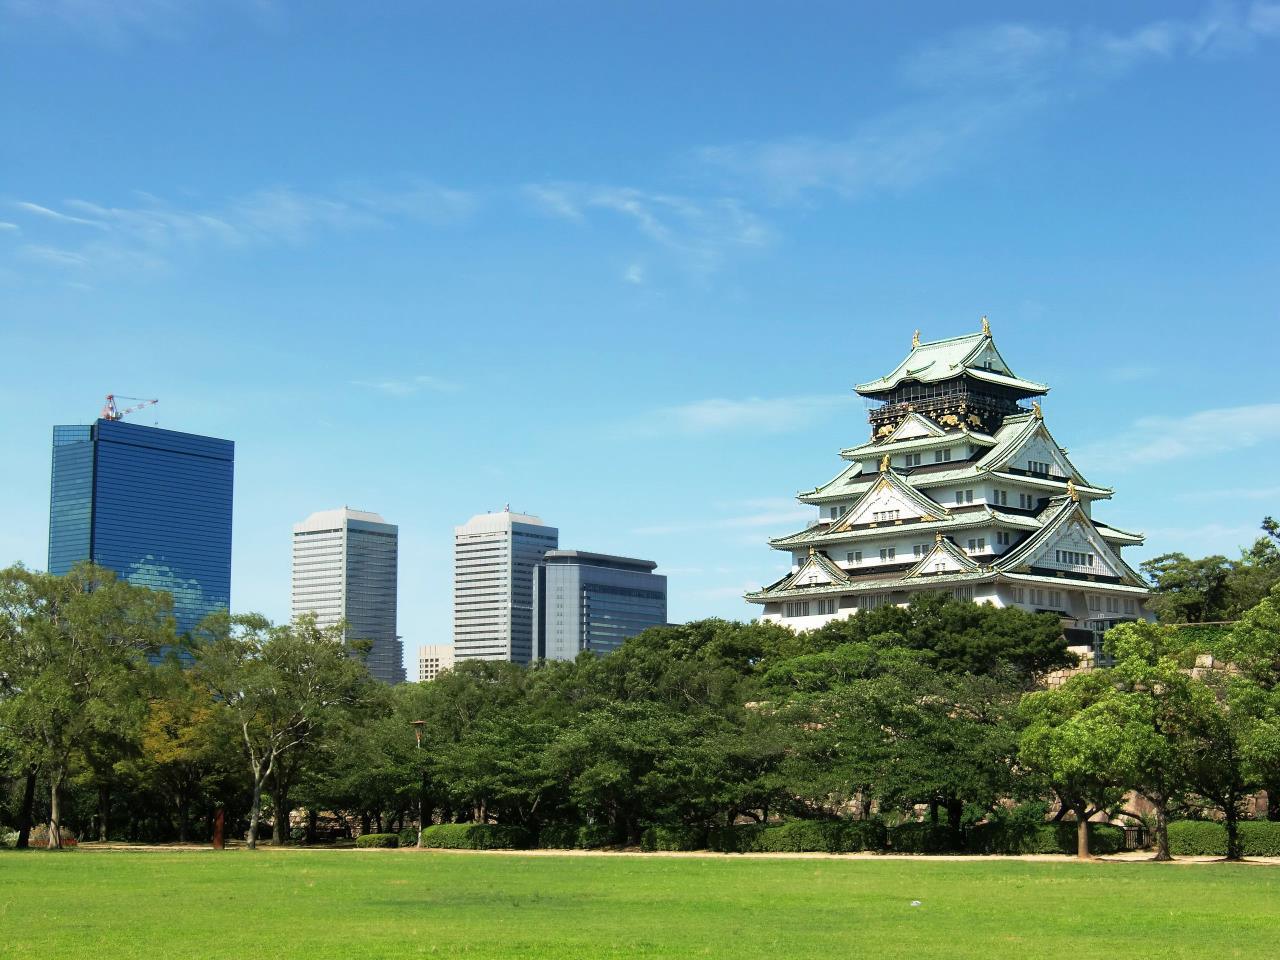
[879,547,896,562]
[996,531,1011,546]
[954,489,973,504]
[846,551,862,564]
[1123,598,1136,615]
[1028,460,1051,475]
[784,601,810,618]
[1010,587,1026,603]
[873,510,900,522]
[967,538,986,553]
[906,453,922,467]
[817,598,837,615]
[934,449,952,463]
[913,543,928,558]
[993,489,1008,506]
[1019,493,1036,509]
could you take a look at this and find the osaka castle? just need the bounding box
[746,320,1151,641]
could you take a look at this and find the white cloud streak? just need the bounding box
[350,375,461,397]
[1074,403,1280,468]
[8,182,474,275]
[699,3,1280,202]
[650,394,850,435]
[526,183,770,273]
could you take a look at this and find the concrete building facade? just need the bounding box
[453,509,559,664]
[417,643,456,682]
[292,507,405,684]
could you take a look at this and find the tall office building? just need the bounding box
[417,643,456,682]
[48,418,234,637]
[532,551,667,661]
[292,508,405,684]
[453,509,558,663]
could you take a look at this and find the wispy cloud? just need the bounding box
[7,182,474,276]
[698,4,1280,202]
[526,182,770,273]
[2,0,279,44]
[646,394,850,435]
[350,375,460,397]
[1074,403,1280,467]
[633,498,814,537]
[623,262,646,285]
[0,221,21,233]
[1106,364,1158,383]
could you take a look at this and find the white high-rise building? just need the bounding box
[292,507,405,684]
[417,643,456,682]
[453,509,559,664]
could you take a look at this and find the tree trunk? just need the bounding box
[360,811,371,836]
[48,773,63,850]
[1225,802,1242,861]
[247,775,264,850]
[946,799,963,841]
[98,783,111,842]
[16,766,36,849]
[178,794,190,843]
[307,808,318,845]
[1075,810,1091,860]
[1151,801,1172,862]
[272,785,289,846]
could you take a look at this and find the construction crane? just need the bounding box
[100,394,159,421]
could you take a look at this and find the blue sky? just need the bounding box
[2,2,1278,673]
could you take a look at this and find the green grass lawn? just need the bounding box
[1,849,1277,959]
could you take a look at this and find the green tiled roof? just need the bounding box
[854,327,1047,396]
[840,429,998,460]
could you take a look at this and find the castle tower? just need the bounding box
[746,322,1151,646]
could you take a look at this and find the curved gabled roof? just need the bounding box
[854,326,1048,397]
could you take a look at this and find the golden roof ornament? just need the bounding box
[808,545,816,556]
[880,454,891,472]
[912,329,921,348]
[1067,479,1079,502]
[935,531,944,544]
[981,315,991,336]
[1032,400,1043,420]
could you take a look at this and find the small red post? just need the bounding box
[213,808,225,850]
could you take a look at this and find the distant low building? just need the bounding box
[417,644,456,682]
[292,507,405,684]
[532,550,667,661]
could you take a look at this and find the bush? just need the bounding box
[355,833,399,848]
[1167,821,1280,857]
[1241,822,1280,857]
[967,822,1126,855]
[398,827,421,847]
[888,822,958,853]
[707,823,767,853]
[640,825,707,852]
[422,823,533,850]
[538,824,616,850]
[707,820,884,854]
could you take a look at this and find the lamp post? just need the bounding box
[411,720,427,849]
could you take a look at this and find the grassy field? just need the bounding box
[1,849,1277,959]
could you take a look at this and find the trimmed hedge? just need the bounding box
[537,824,616,850]
[967,822,1126,856]
[355,833,399,848]
[1167,821,1280,857]
[421,823,533,850]
[640,825,708,852]
[888,822,959,853]
[707,820,885,854]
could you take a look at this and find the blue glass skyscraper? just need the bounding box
[48,418,234,637]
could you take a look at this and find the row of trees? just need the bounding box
[5,558,1280,859]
